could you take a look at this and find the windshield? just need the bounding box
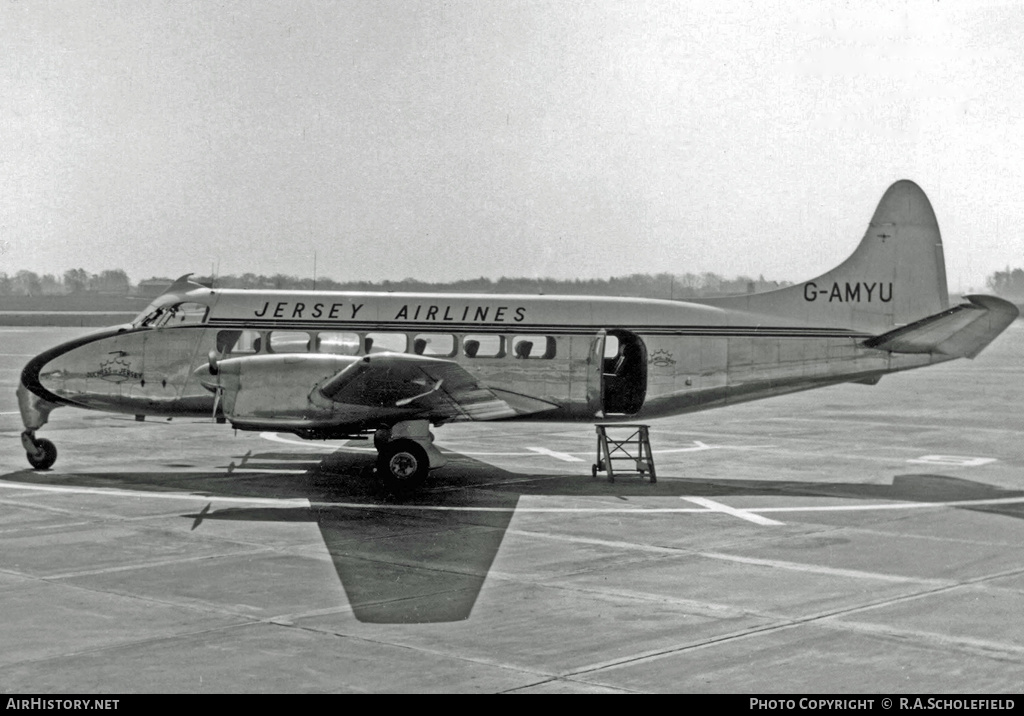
[135,301,209,328]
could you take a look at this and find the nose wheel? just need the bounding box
[22,432,57,470]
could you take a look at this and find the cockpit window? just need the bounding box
[137,307,166,327]
[139,302,208,328]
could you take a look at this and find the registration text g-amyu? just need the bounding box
[750,699,1015,710]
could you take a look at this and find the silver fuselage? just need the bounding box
[18,285,942,436]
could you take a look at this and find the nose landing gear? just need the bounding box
[21,431,57,471]
[17,381,61,470]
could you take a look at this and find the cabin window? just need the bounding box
[463,334,504,358]
[511,335,556,359]
[269,331,311,353]
[413,334,456,357]
[316,331,360,355]
[365,332,407,354]
[216,329,262,355]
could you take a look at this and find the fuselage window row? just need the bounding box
[216,329,558,360]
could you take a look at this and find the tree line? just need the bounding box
[186,271,792,299]
[0,269,130,296]
[0,268,789,299]
[987,267,1024,297]
[1,266,1022,299]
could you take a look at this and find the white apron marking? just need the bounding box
[526,447,584,462]
[681,496,785,526]
[907,455,997,467]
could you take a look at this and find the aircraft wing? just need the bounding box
[863,295,1019,358]
[318,352,559,420]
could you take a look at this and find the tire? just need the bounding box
[27,438,57,470]
[377,439,429,492]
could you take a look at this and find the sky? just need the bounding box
[2,0,1023,292]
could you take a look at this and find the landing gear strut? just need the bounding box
[18,382,61,470]
[21,431,57,471]
[372,420,446,492]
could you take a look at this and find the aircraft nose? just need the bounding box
[16,326,134,428]
[17,346,68,432]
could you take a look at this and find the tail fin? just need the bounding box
[699,180,949,333]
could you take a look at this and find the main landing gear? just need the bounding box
[371,421,446,492]
[21,431,57,471]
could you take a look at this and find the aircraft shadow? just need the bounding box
[3,447,1023,624]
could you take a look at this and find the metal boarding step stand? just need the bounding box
[592,424,656,483]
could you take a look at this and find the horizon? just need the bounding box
[4,266,1023,303]
[0,267,792,297]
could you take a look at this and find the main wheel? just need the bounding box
[27,438,57,470]
[377,439,429,492]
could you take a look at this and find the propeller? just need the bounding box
[190,355,225,422]
[207,350,224,420]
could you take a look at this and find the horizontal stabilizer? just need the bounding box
[863,295,1018,358]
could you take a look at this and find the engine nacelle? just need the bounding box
[205,353,357,425]
[197,353,435,435]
